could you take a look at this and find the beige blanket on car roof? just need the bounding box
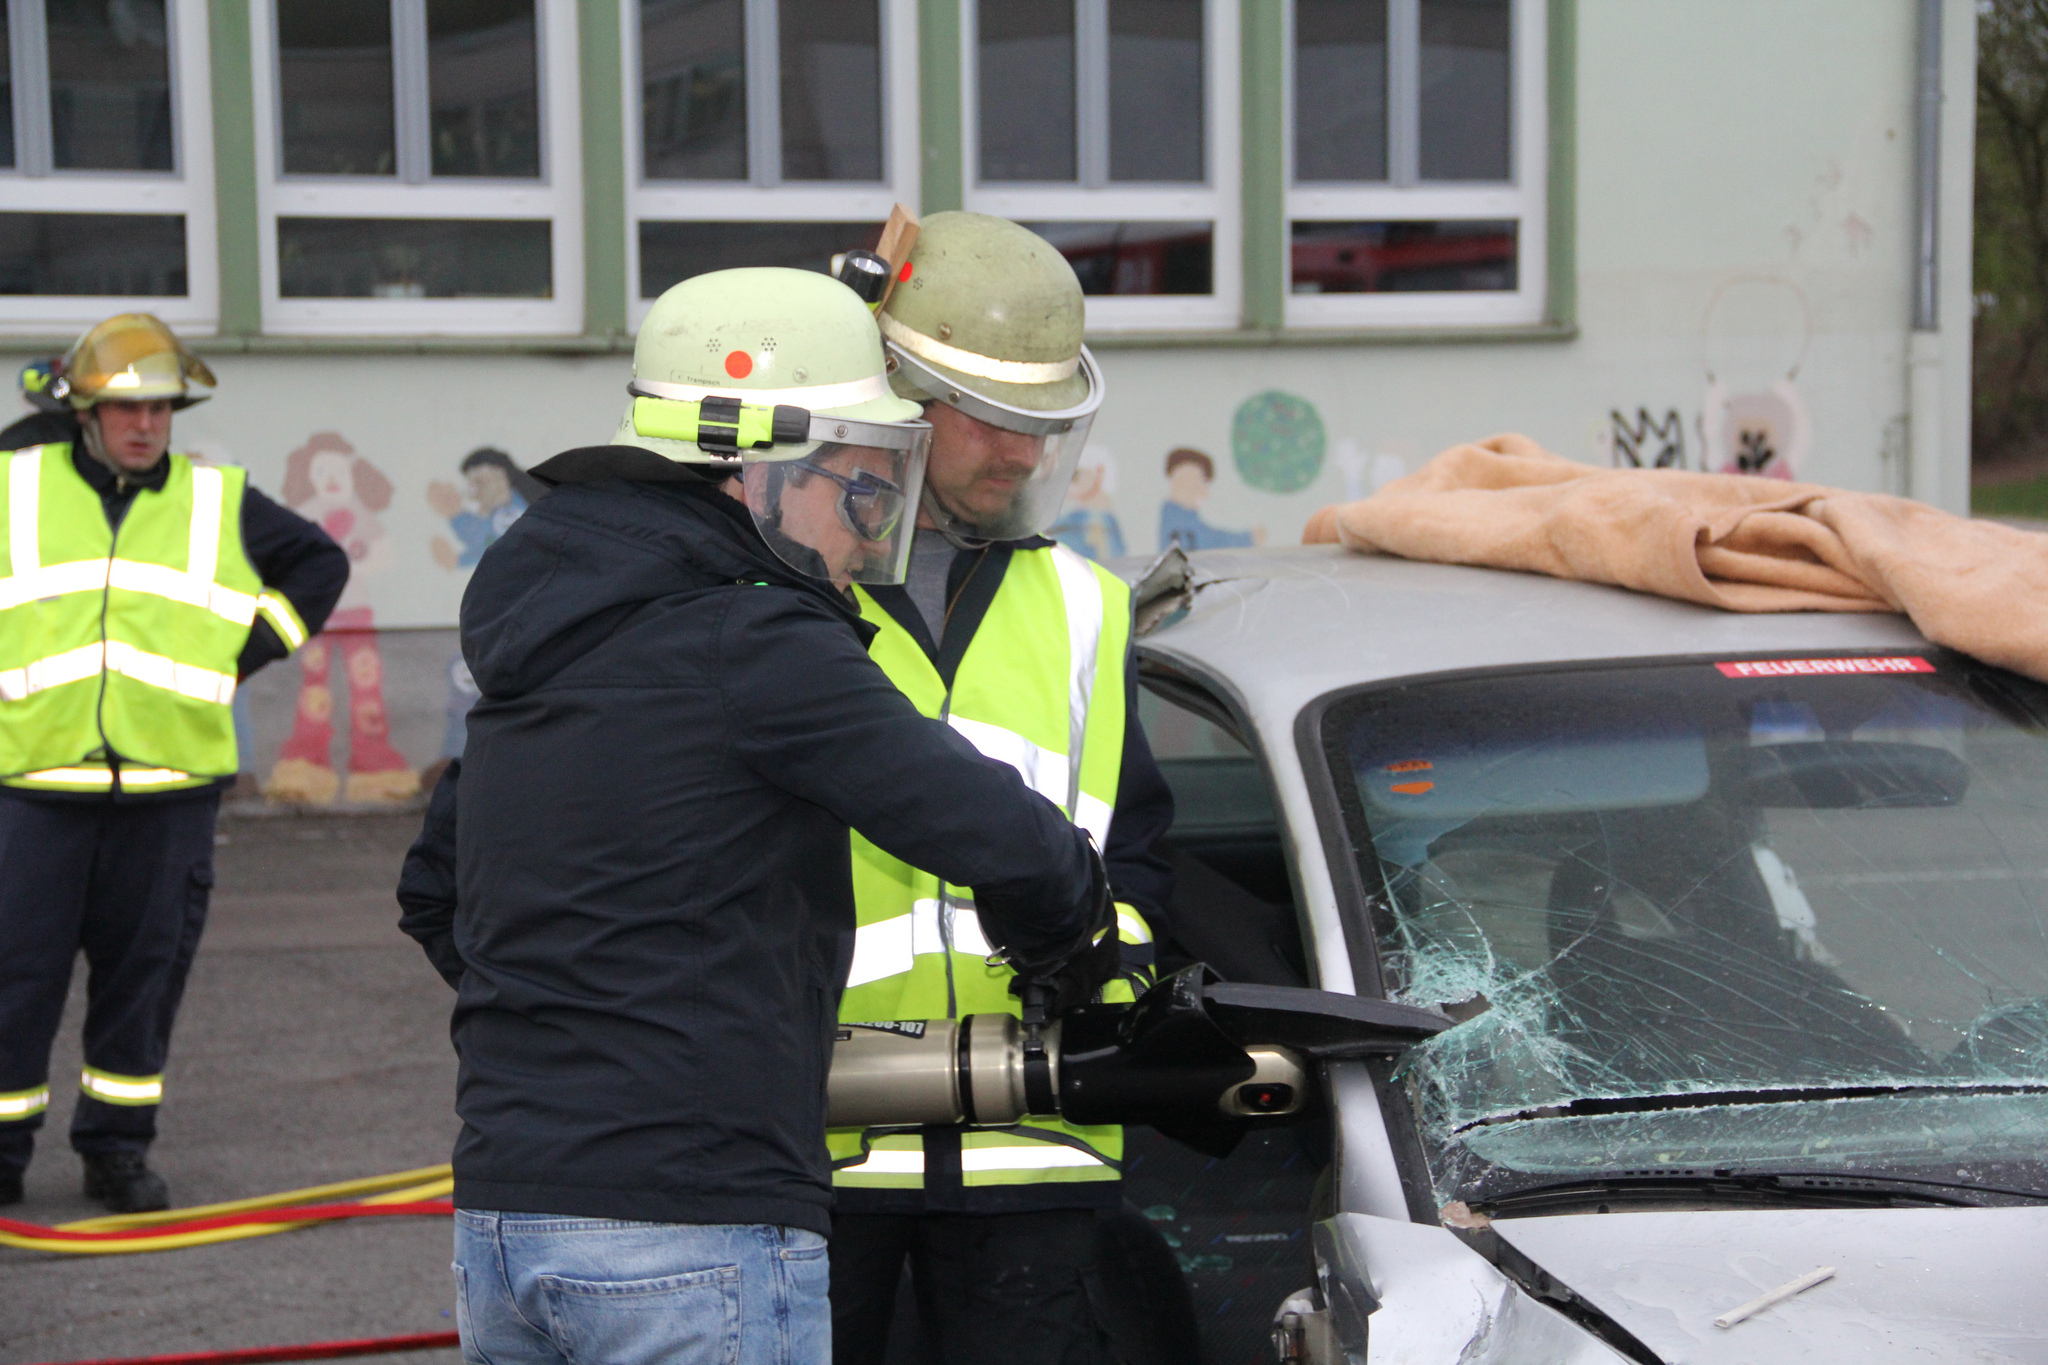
[1299,433,2048,684]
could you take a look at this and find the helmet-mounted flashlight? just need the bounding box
[626,384,928,458]
[629,392,811,454]
[830,249,892,308]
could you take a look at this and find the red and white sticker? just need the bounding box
[1715,656,1934,679]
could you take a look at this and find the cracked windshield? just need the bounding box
[1328,654,2048,1204]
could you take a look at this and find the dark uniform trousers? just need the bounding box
[0,789,221,1175]
[831,1210,1121,1365]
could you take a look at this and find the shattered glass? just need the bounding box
[1321,656,2048,1205]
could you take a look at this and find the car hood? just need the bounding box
[1494,1204,2048,1363]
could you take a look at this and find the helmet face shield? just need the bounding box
[887,344,1103,543]
[742,419,931,587]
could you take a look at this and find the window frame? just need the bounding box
[1283,0,1546,329]
[624,0,920,327]
[248,0,585,337]
[961,0,1242,333]
[0,0,220,336]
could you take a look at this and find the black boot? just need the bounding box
[0,1170,21,1206]
[81,1151,170,1213]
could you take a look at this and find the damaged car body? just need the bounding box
[1116,545,2048,1364]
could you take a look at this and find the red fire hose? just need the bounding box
[17,1331,462,1365]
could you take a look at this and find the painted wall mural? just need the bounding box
[1159,447,1262,551]
[1048,446,1126,562]
[264,433,419,805]
[1231,390,1327,494]
[424,448,544,774]
[1700,277,1814,480]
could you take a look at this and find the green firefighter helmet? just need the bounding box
[616,267,932,587]
[876,212,1104,543]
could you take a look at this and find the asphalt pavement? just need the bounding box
[0,813,461,1365]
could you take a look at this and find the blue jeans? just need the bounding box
[454,1211,830,1365]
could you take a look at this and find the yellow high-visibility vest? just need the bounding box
[829,544,1151,1195]
[0,444,305,792]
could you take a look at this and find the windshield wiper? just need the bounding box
[1455,1081,2048,1133]
[1473,1170,2048,1216]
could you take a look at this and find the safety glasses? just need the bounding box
[793,459,907,542]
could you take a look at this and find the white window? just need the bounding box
[249,0,584,336]
[626,0,919,327]
[0,0,218,336]
[1286,0,1544,328]
[964,0,1240,332]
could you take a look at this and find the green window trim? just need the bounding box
[580,0,630,339]
[100,0,1575,352]
[209,0,263,337]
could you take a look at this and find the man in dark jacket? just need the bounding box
[398,268,1115,1365]
[0,316,347,1212]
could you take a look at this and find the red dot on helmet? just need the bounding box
[724,351,753,378]
[898,262,913,282]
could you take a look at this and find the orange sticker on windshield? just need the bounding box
[1389,781,1435,795]
[1385,759,1433,773]
[1715,657,1933,678]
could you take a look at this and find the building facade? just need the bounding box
[0,0,1979,797]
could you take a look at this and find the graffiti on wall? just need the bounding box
[1604,408,1688,470]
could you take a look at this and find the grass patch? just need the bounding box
[1972,473,2048,519]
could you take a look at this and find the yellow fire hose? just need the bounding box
[0,1164,454,1256]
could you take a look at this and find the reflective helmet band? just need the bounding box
[878,311,1080,385]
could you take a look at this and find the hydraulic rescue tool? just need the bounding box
[827,964,1451,1155]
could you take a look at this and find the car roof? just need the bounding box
[1122,545,1932,734]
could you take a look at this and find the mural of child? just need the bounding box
[1159,447,1264,551]
[1047,446,1125,561]
[424,447,545,776]
[265,432,420,806]
[427,446,545,570]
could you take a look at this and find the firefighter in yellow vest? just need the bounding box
[0,315,346,1213]
[828,215,1177,1364]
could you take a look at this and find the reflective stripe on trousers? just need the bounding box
[0,1085,51,1120]
[79,1066,164,1106]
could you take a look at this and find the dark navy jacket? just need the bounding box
[398,450,1096,1235]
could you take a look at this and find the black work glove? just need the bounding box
[1006,848,1121,1018]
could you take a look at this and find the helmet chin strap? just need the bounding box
[920,487,995,551]
[77,410,120,474]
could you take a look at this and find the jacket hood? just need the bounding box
[462,444,867,700]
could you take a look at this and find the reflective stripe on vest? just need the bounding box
[19,765,192,787]
[0,640,237,705]
[0,446,266,787]
[0,1085,51,1120]
[833,545,1138,1195]
[79,1067,163,1105]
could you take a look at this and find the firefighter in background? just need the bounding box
[2,356,78,452]
[828,213,1178,1364]
[0,315,346,1212]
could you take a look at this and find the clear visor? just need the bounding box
[887,346,1103,542]
[741,421,931,588]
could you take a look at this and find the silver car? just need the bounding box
[1113,544,2048,1365]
